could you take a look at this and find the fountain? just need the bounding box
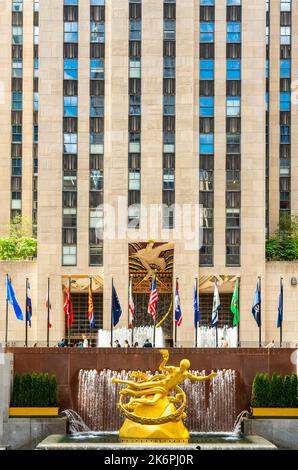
[37,350,277,450]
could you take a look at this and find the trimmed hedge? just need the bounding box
[11,372,59,407]
[251,372,298,408]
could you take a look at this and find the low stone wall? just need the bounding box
[2,417,67,450]
[5,347,297,417]
[243,418,298,450]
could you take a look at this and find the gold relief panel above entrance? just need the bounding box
[129,241,174,294]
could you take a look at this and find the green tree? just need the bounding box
[251,373,271,407]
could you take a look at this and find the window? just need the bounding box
[200,134,214,154]
[200,59,214,80]
[12,59,22,78]
[129,95,141,115]
[280,92,291,111]
[130,19,141,41]
[164,19,175,40]
[280,26,291,45]
[64,59,78,80]
[200,96,214,117]
[227,97,241,117]
[280,125,290,144]
[12,26,23,45]
[12,91,22,110]
[12,125,22,143]
[129,58,141,78]
[64,96,78,117]
[227,23,241,43]
[227,59,241,80]
[64,22,78,43]
[163,95,175,115]
[90,96,104,117]
[90,59,104,80]
[91,22,104,43]
[280,59,291,78]
[64,133,77,154]
[200,23,214,43]
[164,57,175,78]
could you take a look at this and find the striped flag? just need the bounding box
[174,279,182,327]
[148,276,158,321]
[194,280,200,328]
[88,284,96,329]
[64,288,74,329]
[26,281,32,328]
[211,282,220,328]
[128,277,135,328]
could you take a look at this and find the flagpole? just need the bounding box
[174,277,178,347]
[5,274,9,347]
[195,277,198,348]
[25,278,28,347]
[111,277,114,347]
[130,275,134,347]
[259,276,262,348]
[153,271,157,348]
[89,276,92,345]
[68,277,71,347]
[215,280,218,348]
[280,277,283,348]
[47,277,50,348]
[237,276,241,348]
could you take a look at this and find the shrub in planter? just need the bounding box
[291,374,298,407]
[283,375,292,408]
[11,373,21,407]
[21,373,32,407]
[251,373,271,408]
[270,373,284,408]
[49,375,59,407]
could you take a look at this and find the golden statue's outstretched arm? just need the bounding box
[186,372,217,382]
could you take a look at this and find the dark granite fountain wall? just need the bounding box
[6,348,296,416]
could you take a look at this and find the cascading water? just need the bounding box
[77,368,238,433]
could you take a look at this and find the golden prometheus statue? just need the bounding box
[112,349,217,443]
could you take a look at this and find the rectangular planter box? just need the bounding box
[251,408,298,417]
[9,407,59,417]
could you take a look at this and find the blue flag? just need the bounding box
[6,276,24,321]
[252,280,261,327]
[112,284,122,327]
[194,281,200,328]
[26,281,32,327]
[174,280,182,327]
[277,281,283,328]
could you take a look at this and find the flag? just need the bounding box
[45,289,52,329]
[231,279,239,327]
[194,281,200,328]
[6,275,23,321]
[64,288,74,329]
[148,276,158,321]
[26,281,32,328]
[174,279,182,327]
[128,278,135,328]
[112,284,122,327]
[88,284,96,329]
[277,280,283,328]
[252,279,261,327]
[211,282,220,328]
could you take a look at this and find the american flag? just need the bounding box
[128,277,135,328]
[148,276,158,321]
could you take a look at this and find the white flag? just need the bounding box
[211,282,220,328]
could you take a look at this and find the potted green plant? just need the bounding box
[9,372,60,416]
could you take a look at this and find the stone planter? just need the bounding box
[251,408,298,417]
[9,407,59,417]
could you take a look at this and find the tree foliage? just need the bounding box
[266,214,298,261]
[0,215,37,261]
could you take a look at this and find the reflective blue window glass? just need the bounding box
[90,59,104,80]
[227,60,241,80]
[200,59,214,80]
[200,97,214,117]
[280,92,291,111]
[64,96,78,117]
[227,23,241,43]
[200,23,214,43]
[200,134,214,154]
[280,59,291,78]
[280,126,290,144]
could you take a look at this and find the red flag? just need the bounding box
[45,295,52,329]
[128,277,135,328]
[64,288,74,329]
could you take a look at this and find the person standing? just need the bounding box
[83,335,89,348]
[143,338,153,348]
[124,340,130,348]
[114,340,121,348]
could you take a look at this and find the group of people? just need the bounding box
[114,338,153,348]
[58,335,89,348]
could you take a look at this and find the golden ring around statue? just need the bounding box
[118,385,187,426]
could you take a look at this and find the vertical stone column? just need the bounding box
[77,0,90,270]
[0,353,14,444]
[241,0,267,344]
[103,0,129,330]
[38,0,64,343]
[175,0,198,346]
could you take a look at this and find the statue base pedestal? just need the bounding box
[119,396,189,443]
